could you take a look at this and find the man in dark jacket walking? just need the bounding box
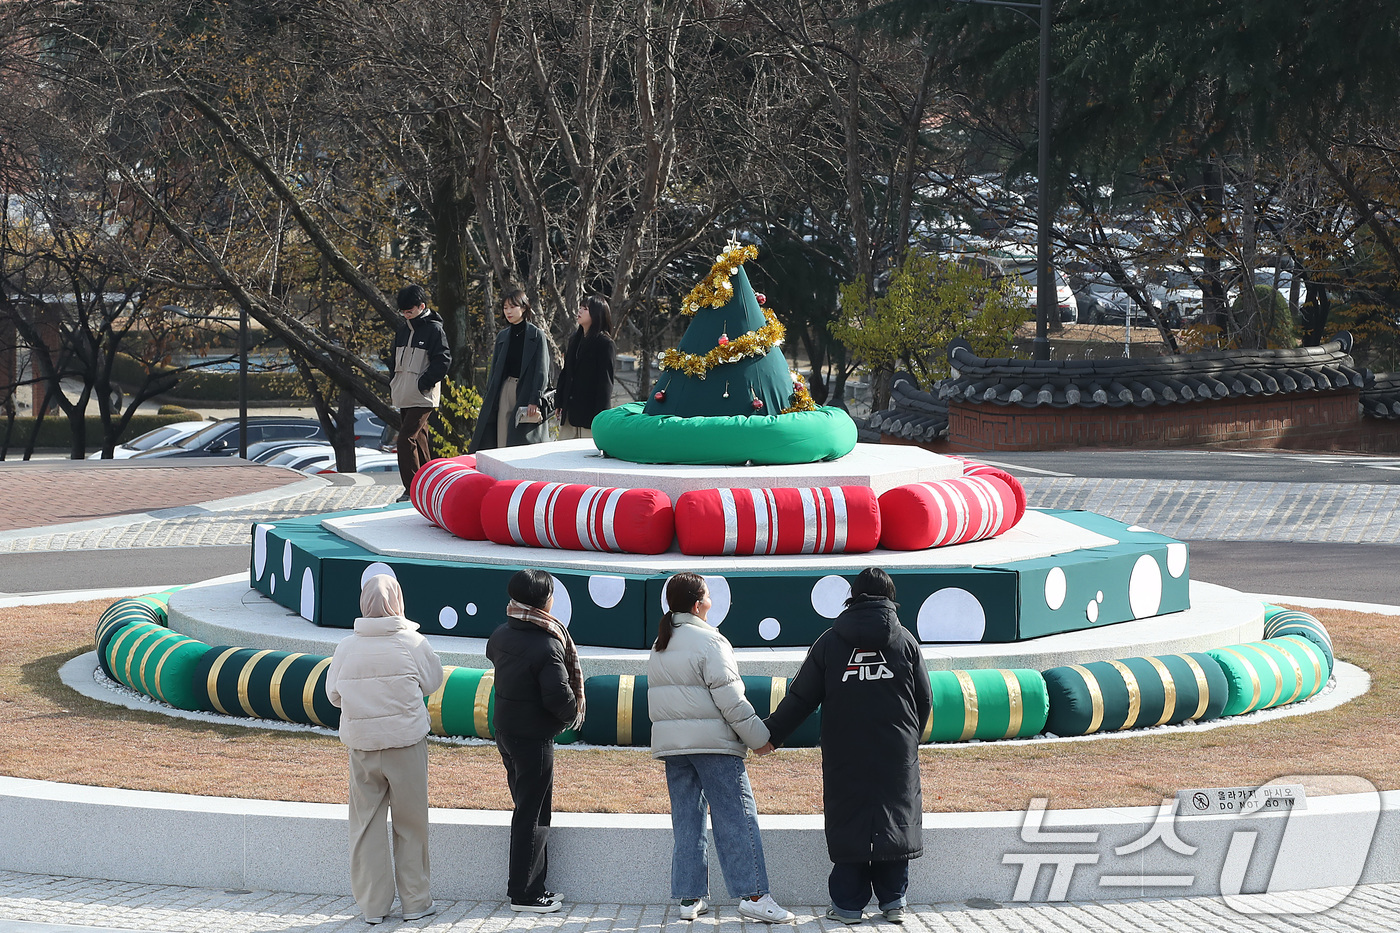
[389,285,451,498]
[765,568,932,925]
[485,569,585,914]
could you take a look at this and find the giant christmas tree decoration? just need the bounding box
[592,243,857,465]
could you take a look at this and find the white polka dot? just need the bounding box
[550,576,573,627]
[704,576,731,626]
[300,568,315,621]
[1166,543,1188,578]
[1087,600,1099,623]
[1127,525,1151,533]
[253,525,272,579]
[269,575,276,594]
[660,576,730,626]
[759,618,781,641]
[282,540,293,580]
[589,575,626,609]
[916,588,986,642]
[440,607,458,630]
[1044,567,1067,611]
[1096,591,1104,603]
[360,562,397,589]
[466,603,478,616]
[1129,554,1163,618]
[811,575,852,619]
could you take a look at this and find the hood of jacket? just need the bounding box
[832,595,900,648]
[353,614,419,637]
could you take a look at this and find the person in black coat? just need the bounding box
[765,568,932,925]
[485,570,585,914]
[555,294,616,439]
[470,286,550,452]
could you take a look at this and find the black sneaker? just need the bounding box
[510,896,562,914]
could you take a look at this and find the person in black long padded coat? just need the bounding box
[554,293,616,439]
[764,568,932,926]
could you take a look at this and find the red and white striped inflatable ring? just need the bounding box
[409,456,495,540]
[480,480,675,555]
[952,458,1027,525]
[674,486,881,556]
[877,474,1022,551]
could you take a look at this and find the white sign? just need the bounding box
[1176,784,1307,816]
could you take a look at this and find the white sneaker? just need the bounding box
[679,898,709,920]
[737,894,795,923]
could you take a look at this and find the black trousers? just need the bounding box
[494,731,554,901]
[397,406,434,490]
[829,859,910,912]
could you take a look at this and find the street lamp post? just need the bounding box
[954,0,1053,362]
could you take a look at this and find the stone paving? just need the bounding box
[2,871,1400,933]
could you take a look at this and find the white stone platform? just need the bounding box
[169,575,1263,678]
[474,439,963,499]
[322,506,1118,574]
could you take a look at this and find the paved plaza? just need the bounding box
[1,456,1398,931]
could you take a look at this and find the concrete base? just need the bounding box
[475,439,964,500]
[1,775,1393,904]
[168,577,1264,678]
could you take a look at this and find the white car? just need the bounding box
[309,452,401,475]
[262,444,387,474]
[86,420,207,460]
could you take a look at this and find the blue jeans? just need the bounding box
[664,754,770,899]
[829,860,909,916]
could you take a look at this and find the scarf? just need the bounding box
[507,599,586,731]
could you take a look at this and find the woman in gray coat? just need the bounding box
[647,572,794,924]
[470,286,551,451]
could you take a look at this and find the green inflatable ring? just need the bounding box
[591,402,858,465]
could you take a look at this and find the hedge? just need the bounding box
[1,410,206,451]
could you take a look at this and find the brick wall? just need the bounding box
[939,390,1371,452]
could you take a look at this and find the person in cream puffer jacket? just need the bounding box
[646,572,794,924]
[326,575,444,925]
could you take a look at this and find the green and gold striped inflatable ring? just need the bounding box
[1262,606,1334,673]
[922,669,1049,743]
[191,647,340,728]
[743,675,821,747]
[1042,653,1228,737]
[581,674,650,747]
[425,665,497,739]
[102,619,210,712]
[1206,637,1330,717]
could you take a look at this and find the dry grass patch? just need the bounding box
[1,600,1393,813]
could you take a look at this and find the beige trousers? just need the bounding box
[347,737,431,920]
[557,419,591,440]
[496,377,518,449]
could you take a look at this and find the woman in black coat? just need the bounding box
[555,294,616,439]
[470,286,551,452]
[765,568,932,925]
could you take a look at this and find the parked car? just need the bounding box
[264,443,385,473]
[85,420,207,460]
[1145,268,1203,325]
[131,416,324,459]
[311,452,401,475]
[1069,271,1139,324]
[245,437,329,463]
[354,408,389,444]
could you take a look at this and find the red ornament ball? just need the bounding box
[654,390,666,402]
[751,398,764,411]
[718,334,729,346]
[755,293,766,305]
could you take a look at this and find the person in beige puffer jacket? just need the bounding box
[647,572,794,924]
[326,574,445,925]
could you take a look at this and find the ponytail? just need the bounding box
[653,572,706,651]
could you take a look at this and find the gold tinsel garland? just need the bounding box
[658,308,785,378]
[781,380,818,414]
[680,244,760,316]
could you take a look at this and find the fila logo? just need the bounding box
[842,648,894,682]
